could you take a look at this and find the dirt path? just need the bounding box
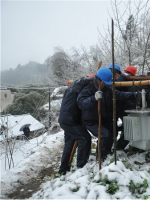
[7,166,56,199]
[4,142,64,199]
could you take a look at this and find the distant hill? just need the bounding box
[0,48,92,87]
[0,61,55,86]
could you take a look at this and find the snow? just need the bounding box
[41,86,66,111]
[42,100,62,112]
[1,132,49,173]
[50,86,67,99]
[0,131,64,196]
[1,131,150,199]
[0,114,45,141]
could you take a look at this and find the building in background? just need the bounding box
[0,87,14,113]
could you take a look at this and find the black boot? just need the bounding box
[117,131,129,150]
[77,160,87,168]
[58,165,71,175]
[101,148,110,161]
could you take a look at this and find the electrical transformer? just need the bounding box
[123,89,150,150]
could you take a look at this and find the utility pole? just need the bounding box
[49,88,51,129]
[5,114,8,170]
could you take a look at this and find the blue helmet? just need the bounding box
[108,64,121,74]
[96,67,112,85]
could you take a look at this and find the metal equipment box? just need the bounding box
[123,109,150,150]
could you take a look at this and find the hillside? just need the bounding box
[0,61,55,86]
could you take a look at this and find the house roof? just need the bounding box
[0,114,45,140]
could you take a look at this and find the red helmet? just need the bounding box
[66,80,73,86]
[86,74,95,77]
[124,65,137,76]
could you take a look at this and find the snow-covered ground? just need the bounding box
[1,132,51,173]
[1,131,150,199]
[0,131,64,198]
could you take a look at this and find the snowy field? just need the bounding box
[1,131,150,199]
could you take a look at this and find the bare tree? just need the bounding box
[109,0,150,73]
[137,12,150,73]
[45,47,89,84]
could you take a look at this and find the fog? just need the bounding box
[1,0,113,71]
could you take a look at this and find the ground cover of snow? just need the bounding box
[1,131,150,199]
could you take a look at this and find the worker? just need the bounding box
[117,65,137,83]
[77,67,137,161]
[116,65,138,149]
[58,77,93,175]
[66,80,73,86]
[108,64,122,80]
[117,65,138,113]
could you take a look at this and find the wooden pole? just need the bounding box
[97,61,102,170]
[98,81,102,169]
[5,114,8,170]
[112,19,117,165]
[68,141,78,165]
[97,61,102,71]
[126,76,150,81]
[115,80,150,87]
[62,78,150,87]
[49,88,51,128]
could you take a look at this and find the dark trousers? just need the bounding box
[59,123,91,174]
[86,124,113,152]
[24,133,29,140]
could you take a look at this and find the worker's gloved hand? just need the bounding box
[146,91,150,99]
[135,91,142,97]
[95,91,103,100]
[124,72,130,76]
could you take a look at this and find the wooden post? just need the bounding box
[98,80,102,169]
[49,88,51,128]
[97,61,102,170]
[115,80,150,87]
[112,19,117,165]
[5,114,8,170]
[126,76,150,81]
[68,141,78,165]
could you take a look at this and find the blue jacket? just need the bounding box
[77,81,136,129]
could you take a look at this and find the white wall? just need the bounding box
[0,89,14,112]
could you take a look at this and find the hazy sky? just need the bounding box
[2,0,114,70]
